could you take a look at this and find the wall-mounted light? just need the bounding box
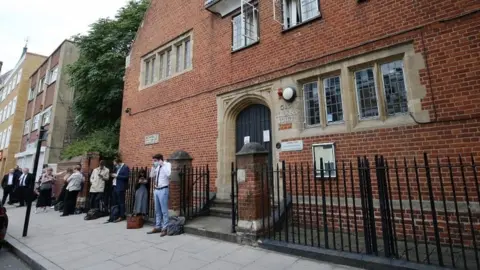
[282,87,296,103]
[125,108,132,116]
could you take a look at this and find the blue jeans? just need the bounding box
[154,188,169,230]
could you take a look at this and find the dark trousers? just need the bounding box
[112,189,126,218]
[63,190,79,215]
[89,192,103,210]
[17,186,28,206]
[1,185,14,206]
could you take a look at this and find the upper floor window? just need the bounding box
[303,75,344,127]
[48,66,59,85]
[140,32,193,88]
[5,126,11,148]
[37,77,45,93]
[232,4,259,51]
[28,88,35,101]
[354,60,408,120]
[11,97,17,116]
[282,0,320,29]
[42,107,52,125]
[16,68,22,85]
[32,114,40,131]
[24,119,31,135]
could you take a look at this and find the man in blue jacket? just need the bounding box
[111,157,130,222]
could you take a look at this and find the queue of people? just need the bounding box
[1,154,173,237]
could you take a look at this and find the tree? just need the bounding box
[62,0,149,159]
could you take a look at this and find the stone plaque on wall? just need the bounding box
[144,134,159,145]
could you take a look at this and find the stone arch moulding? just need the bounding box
[216,85,274,200]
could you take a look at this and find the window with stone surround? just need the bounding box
[303,75,343,128]
[140,32,192,89]
[232,3,259,51]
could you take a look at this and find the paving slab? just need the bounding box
[2,194,363,270]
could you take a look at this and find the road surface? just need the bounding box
[0,249,31,270]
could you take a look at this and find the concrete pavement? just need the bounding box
[0,249,31,270]
[3,202,362,270]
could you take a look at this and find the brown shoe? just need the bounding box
[147,228,162,234]
[160,230,167,237]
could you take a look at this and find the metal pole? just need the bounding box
[23,126,46,237]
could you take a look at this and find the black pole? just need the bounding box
[23,126,46,237]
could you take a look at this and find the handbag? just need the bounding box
[127,215,144,229]
[40,182,52,191]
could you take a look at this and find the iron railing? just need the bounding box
[232,153,479,269]
[179,165,210,220]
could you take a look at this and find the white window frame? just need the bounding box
[37,77,45,93]
[232,4,259,51]
[312,143,336,178]
[42,107,52,125]
[11,96,17,116]
[24,119,31,135]
[28,88,35,100]
[32,114,40,131]
[48,66,59,85]
[5,126,12,148]
[282,0,320,29]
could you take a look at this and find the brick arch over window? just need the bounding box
[216,87,273,200]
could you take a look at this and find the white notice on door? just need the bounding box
[244,136,250,145]
[263,130,270,142]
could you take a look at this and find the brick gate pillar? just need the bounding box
[235,143,270,236]
[168,150,193,216]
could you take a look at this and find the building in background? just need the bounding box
[0,47,46,176]
[15,40,79,176]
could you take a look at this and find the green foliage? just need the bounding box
[67,0,149,133]
[61,127,119,160]
[63,0,149,158]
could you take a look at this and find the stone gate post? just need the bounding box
[168,150,193,216]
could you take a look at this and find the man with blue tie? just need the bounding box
[111,157,130,222]
[147,154,171,237]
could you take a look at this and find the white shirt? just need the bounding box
[155,162,171,188]
[113,164,124,186]
[7,174,13,185]
[66,171,84,191]
[19,174,27,186]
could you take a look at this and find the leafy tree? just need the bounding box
[62,0,149,159]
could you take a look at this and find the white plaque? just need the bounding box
[144,134,159,145]
[237,169,246,183]
[281,140,303,151]
[263,130,270,142]
[244,136,250,145]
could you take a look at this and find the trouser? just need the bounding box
[63,190,79,215]
[17,186,28,206]
[154,187,169,230]
[112,189,126,218]
[89,192,103,210]
[1,185,14,206]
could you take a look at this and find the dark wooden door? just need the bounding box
[235,104,272,167]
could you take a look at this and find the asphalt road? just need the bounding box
[0,249,31,270]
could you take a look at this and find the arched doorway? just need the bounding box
[235,104,272,167]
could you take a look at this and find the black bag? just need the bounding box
[54,201,64,211]
[84,208,106,220]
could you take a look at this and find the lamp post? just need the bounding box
[22,126,47,237]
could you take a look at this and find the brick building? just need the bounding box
[0,48,46,177]
[121,0,480,196]
[120,1,480,267]
[15,40,79,177]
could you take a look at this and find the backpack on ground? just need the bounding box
[84,208,105,220]
[166,216,186,236]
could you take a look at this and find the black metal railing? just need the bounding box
[180,165,210,220]
[233,153,479,270]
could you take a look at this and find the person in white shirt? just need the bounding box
[61,165,84,217]
[147,154,171,237]
[89,161,110,210]
[1,169,18,206]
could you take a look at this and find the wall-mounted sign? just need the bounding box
[263,130,270,142]
[281,140,303,152]
[144,134,159,145]
[244,136,250,145]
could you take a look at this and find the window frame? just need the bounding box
[48,66,59,85]
[302,81,321,128]
[379,60,409,117]
[354,67,380,120]
[24,119,31,135]
[42,107,52,125]
[231,4,260,51]
[282,0,321,30]
[312,142,337,178]
[5,126,11,148]
[322,76,344,125]
[37,77,45,94]
[32,114,40,131]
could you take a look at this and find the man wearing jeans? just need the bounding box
[147,154,171,237]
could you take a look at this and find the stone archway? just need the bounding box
[216,86,273,200]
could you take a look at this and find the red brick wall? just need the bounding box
[120,0,480,192]
[50,48,60,68]
[25,101,33,120]
[34,92,44,114]
[20,135,28,152]
[30,72,37,89]
[38,63,47,79]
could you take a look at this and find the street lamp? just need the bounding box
[22,126,47,237]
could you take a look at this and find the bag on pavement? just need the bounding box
[166,216,186,236]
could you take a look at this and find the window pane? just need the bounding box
[323,76,343,123]
[381,61,408,115]
[355,68,379,118]
[166,50,172,77]
[150,57,155,83]
[144,60,150,85]
[232,14,242,50]
[300,0,319,21]
[303,82,320,126]
[176,45,182,72]
[184,39,191,69]
[244,7,258,46]
[159,53,164,79]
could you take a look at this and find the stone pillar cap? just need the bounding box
[236,142,268,156]
[168,150,193,161]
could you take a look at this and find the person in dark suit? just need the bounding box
[17,168,34,207]
[1,169,18,206]
[110,157,130,223]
